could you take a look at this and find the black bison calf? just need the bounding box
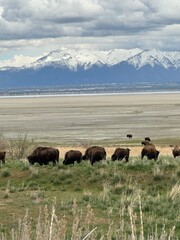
[0,151,6,164]
[82,146,106,165]
[144,137,151,142]
[127,134,133,139]
[63,150,82,165]
[172,146,180,158]
[111,148,130,162]
[141,145,160,161]
[27,147,59,165]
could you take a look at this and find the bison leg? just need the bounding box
[52,160,57,166]
[76,158,82,163]
[125,156,129,162]
[90,159,95,165]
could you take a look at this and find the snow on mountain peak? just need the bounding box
[23,48,180,70]
[127,49,176,69]
[27,47,142,70]
[32,48,108,70]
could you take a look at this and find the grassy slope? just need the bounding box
[0,155,180,239]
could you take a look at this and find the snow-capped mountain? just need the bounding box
[0,48,180,88]
[24,48,142,70]
[22,48,180,70]
[127,49,176,69]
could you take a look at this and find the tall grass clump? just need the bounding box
[153,165,164,181]
[168,182,180,203]
[0,198,178,240]
[2,200,96,240]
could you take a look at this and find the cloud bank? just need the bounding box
[0,0,180,66]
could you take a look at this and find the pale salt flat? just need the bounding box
[0,93,180,145]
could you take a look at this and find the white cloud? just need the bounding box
[0,54,40,67]
[0,0,179,39]
[0,0,180,66]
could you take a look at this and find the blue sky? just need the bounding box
[0,0,180,67]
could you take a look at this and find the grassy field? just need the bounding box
[0,93,180,239]
[0,153,180,239]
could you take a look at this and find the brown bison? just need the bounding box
[141,145,160,161]
[82,146,106,165]
[172,146,180,158]
[27,147,59,165]
[141,140,155,147]
[111,148,130,162]
[144,137,151,142]
[63,150,82,165]
[127,134,133,139]
[0,151,6,164]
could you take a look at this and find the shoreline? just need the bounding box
[0,90,180,99]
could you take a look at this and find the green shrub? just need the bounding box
[111,185,124,195]
[1,169,11,178]
[153,174,164,181]
[110,175,126,185]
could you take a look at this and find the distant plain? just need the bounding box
[0,93,180,147]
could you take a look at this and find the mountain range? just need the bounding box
[0,48,180,88]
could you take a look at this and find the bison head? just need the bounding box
[111,154,117,161]
[145,137,151,142]
[27,155,36,164]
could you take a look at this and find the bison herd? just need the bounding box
[0,138,180,166]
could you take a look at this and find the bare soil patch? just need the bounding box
[56,145,173,159]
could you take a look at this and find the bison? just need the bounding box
[63,150,82,165]
[172,146,180,158]
[111,148,130,162]
[0,151,6,164]
[27,147,59,165]
[82,146,106,165]
[127,134,133,139]
[141,140,155,147]
[144,137,151,142]
[141,145,160,161]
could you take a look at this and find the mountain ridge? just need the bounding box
[23,48,180,70]
[0,48,180,89]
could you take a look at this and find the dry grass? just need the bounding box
[168,182,180,202]
[0,198,177,240]
[56,145,173,159]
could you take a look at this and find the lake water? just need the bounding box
[0,82,180,97]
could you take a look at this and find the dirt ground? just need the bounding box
[0,93,180,145]
[56,145,173,159]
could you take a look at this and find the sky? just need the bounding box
[0,0,180,67]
